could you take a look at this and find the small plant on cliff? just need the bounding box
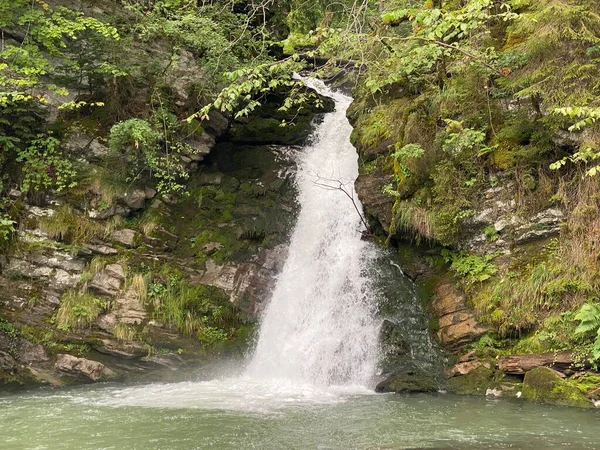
[56,290,107,330]
[442,249,497,285]
[574,302,600,364]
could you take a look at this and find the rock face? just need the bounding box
[0,126,299,391]
[522,367,591,408]
[54,354,115,381]
[355,170,394,233]
[111,229,139,247]
[431,283,487,346]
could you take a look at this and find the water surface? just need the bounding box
[1,380,599,449]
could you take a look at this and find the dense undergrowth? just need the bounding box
[342,0,600,363]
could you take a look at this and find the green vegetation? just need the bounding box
[56,290,107,330]
[441,250,498,285]
[147,273,239,346]
[40,205,106,244]
[574,303,600,364]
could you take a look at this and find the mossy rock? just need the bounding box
[522,367,592,408]
[447,365,495,396]
[228,116,313,145]
[375,365,438,393]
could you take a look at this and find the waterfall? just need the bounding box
[245,78,380,386]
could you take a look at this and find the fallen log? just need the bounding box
[497,351,574,375]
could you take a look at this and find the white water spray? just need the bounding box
[88,79,381,412]
[245,78,380,386]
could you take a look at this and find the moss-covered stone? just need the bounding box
[522,367,592,408]
[447,365,495,396]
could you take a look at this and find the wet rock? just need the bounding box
[54,354,115,381]
[485,388,503,397]
[379,320,411,374]
[355,172,394,233]
[447,365,495,395]
[522,367,591,408]
[375,364,438,393]
[111,229,139,247]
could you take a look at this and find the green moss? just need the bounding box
[522,367,592,408]
[571,373,600,399]
[447,365,495,396]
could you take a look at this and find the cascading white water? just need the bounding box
[89,79,381,413]
[245,78,380,386]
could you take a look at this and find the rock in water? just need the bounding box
[375,365,438,393]
[522,367,591,408]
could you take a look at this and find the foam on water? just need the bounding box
[91,378,374,413]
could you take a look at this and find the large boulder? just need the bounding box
[54,354,115,381]
[375,364,438,393]
[522,367,592,408]
[447,365,495,396]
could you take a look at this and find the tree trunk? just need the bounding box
[497,352,575,375]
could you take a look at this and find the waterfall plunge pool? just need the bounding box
[1,380,599,449]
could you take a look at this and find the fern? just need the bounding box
[575,303,600,334]
[574,303,600,362]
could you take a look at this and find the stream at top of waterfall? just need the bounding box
[2,79,599,450]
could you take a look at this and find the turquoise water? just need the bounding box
[1,379,599,449]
